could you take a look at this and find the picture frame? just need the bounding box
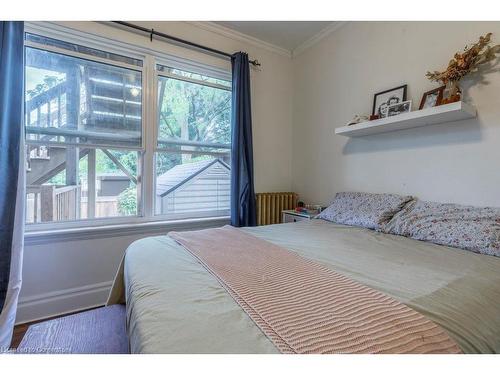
[419,86,445,110]
[387,100,412,117]
[372,84,407,119]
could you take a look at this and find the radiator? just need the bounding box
[256,192,298,226]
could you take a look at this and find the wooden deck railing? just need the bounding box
[25,82,67,140]
[27,184,80,222]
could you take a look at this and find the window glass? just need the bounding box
[155,152,230,217]
[157,64,230,87]
[26,145,139,223]
[25,46,142,149]
[157,73,231,149]
[155,67,231,217]
[25,36,142,224]
[26,33,143,67]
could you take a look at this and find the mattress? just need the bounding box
[108,220,500,353]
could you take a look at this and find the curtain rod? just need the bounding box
[112,21,261,67]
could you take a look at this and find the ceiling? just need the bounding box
[213,21,334,52]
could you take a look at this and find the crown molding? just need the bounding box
[185,21,292,59]
[292,21,349,58]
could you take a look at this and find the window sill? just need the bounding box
[24,216,230,245]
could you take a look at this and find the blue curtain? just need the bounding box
[230,52,256,227]
[0,21,24,313]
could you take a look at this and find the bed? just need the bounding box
[108,219,500,354]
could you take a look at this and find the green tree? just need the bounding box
[158,73,231,163]
[117,186,137,215]
[27,75,65,99]
[97,150,138,176]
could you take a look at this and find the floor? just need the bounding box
[10,306,103,349]
[11,323,29,349]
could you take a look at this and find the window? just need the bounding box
[25,33,143,224]
[24,26,232,228]
[155,65,231,218]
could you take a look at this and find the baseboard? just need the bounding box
[15,281,112,325]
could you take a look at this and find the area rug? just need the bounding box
[17,304,129,354]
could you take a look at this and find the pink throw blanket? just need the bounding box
[169,225,461,354]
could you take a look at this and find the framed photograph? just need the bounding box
[387,100,412,117]
[372,84,407,119]
[419,86,445,110]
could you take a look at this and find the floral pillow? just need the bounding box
[316,192,414,230]
[383,200,500,257]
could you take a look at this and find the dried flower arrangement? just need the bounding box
[426,33,500,104]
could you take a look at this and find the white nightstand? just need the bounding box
[282,210,317,223]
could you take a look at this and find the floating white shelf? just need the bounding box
[335,101,477,137]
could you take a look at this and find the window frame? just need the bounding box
[24,22,232,232]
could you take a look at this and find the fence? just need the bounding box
[26,185,121,223]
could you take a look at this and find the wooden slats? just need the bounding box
[256,192,298,226]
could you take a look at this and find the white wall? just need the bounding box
[18,21,294,323]
[18,218,229,323]
[292,21,500,207]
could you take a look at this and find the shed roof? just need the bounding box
[156,158,230,197]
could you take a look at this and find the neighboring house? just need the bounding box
[155,159,230,215]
